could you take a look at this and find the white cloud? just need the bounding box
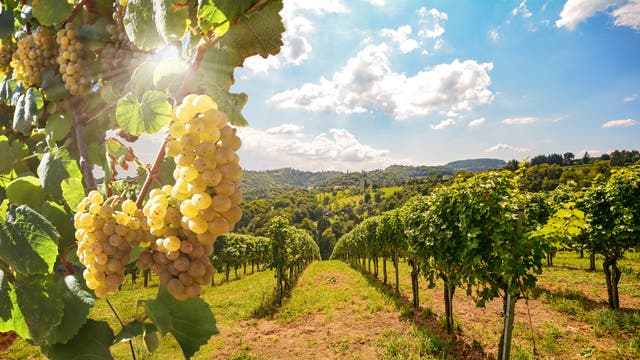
[554,0,640,30]
[576,149,602,156]
[418,7,448,38]
[489,28,500,42]
[485,143,530,153]
[502,117,539,125]
[468,117,486,127]
[366,0,385,6]
[512,0,533,18]
[602,118,637,128]
[242,0,348,74]
[431,119,456,130]
[611,0,640,29]
[381,25,420,54]
[624,93,638,102]
[269,44,494,120]
[237,124,408,171]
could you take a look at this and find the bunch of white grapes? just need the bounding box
[0,37,15,75]
[74,191,151,298]
[56,23,91,95]
[139,94,243,300]
[101,2,145,85]
[10,27,57,87]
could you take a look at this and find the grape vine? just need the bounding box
[0,0,285,358]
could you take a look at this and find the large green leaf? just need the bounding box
[116,91,172,135]
[0,269,11,323]
[41,69,69,102]
[45,113,72,146]
[197,0,284,91]
[12,88,43,135]
[47,274,95,344]
[0,205,60,275]
[41,201,75,248]
[45,320,115,359]
[61,178,85,212]
[154,0,189,42]
[37,149,83,201]
[0,8,14,39]
[145,285,218,359]
[0,135,29,174]
[0,275,29,338]
[5,176,46,209]
[113,320,157,344]
[124,0,165,50]
[14,273,64,342]
[32,0,72,26]
[204,84,248,126]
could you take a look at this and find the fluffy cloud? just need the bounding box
[468,117,486,127]
[418,7,448,39]
[512,0,533,18]
[612,0,640,29]
[489,28,500,42]
[242,0,348,74]
[366,0,385,6]
[381,25,420,54]
[269,44,494,120]
[624,93,638,102]
[237,124,405,171]
[431,119,455,130]
[502,117,539,125]
[485,143,530,153]
[556,0,640,30]
[602,118,637,128]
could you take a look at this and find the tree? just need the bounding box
[582,151,591,164]
[563,152,575,164]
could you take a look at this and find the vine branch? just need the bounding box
[72,107,97,191]
[0,153,42,174]
[64,0,91,25]
[106,297,136,360]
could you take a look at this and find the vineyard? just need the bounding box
[1,0,640,359]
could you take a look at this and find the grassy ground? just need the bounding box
[3,252,639,359]
[376,251,640,359]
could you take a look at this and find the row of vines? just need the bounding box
[331,166,640,359]
[1,0,286,358]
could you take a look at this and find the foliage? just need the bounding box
[0,0,285,358]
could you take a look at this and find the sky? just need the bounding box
[159,0,640,172]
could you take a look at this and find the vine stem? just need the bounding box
[0,153,42,174]
[106,297,136,360]
[64,0,91,25]
[73,107,97,191]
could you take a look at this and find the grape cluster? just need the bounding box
[101,3,145,85]
[74,191,151,298]
[138,94,243,300]
[0,37,15,76]
[10,27,57,87]
[56,23,91,95]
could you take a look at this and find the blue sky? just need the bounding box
[228,0,640,171]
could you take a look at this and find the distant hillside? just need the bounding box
[446,158,506,172]
[319,165,454,188]
[240,168,342,199]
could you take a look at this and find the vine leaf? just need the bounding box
[113,320,157,344]
[0,269,11,323]
[116,91,172,135]
[41,69,69,102]
[197,0,284,91]
[153,0,189,43]
[0,135,29,174]
[12,88,43,135]
[145,285,219,359]
[47,274,96,345]
[32,0,72,26]
[0,8,14,39]
[5,176,46,209]
[0,275,28,337]
[37,149,83,202]
[61,178,85,212]
[0,205,60,275]
[123,0,166,50]
[13,273,64,342]
[44,113,72,146]
[203,84,248,126]
[41,201,75,249]
[44,320,115,359]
